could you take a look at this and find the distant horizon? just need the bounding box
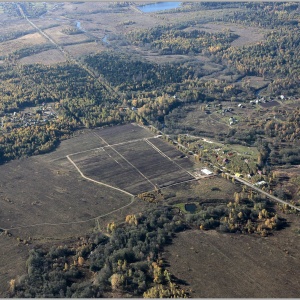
[1,0,298,3]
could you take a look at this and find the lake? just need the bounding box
[138,2,182,13]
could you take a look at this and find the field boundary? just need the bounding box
[1,155,136,232]
[66,155,134,197]
[68,133,196,194]
[145,139,196,179]
[3,195,136,231]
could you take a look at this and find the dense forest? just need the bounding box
[84,52,197,91]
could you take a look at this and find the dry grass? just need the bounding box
[164,227,300,297]
[236,75,271,89]
[43,26,91,45]
[0,33,48,56]
[0,155,133,239]
[0,19,33,36]
[19,49,66,65]
[199,23,267,47]
[167,103,230,136]
[64,42,106,58]
[0,236,28,296]
[163,176,240,205]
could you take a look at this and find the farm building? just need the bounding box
[255,181,267,186]
[201,168,213,175]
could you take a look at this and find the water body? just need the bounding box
[102,35,109,45]
[185,203,197,213]
[76,21,86,32]
[138,2,181,13]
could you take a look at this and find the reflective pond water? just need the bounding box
[138,2,182,13]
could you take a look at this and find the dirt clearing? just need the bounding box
[199,23,267,47]
[19,48,66,65]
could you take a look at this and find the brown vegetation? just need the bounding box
[164,228,300,297]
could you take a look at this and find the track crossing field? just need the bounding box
[67,123,195,195]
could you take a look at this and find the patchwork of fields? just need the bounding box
[0,123,196,239]
[68,124,195,195]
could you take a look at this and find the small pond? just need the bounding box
[185,203,197,213]
[102,35,109,44]
[138,2,182,13]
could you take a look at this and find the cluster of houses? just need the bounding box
[249,94,288,105]
[0,103,57,131]
[250,98,267,105]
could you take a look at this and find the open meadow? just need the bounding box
[164,226,300,298]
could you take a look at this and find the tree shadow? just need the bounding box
[170,274,189,286]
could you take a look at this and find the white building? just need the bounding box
[201,168,213,175]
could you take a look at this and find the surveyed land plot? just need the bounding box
[70,146,154,195]
[92,123,155,145]
[0,124,196,239]
[149,138,194,170]
[43,130,107,163]
[69,124,195,195]
[114,140,194,187]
